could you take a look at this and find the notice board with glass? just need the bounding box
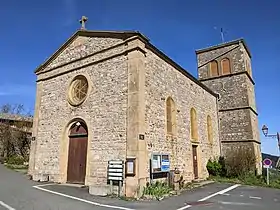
[150,154,170,179]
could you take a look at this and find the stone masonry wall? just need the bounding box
[144,49,220,181]
[196,44,258,141]
[37,37,126,81]
[218,109,253,142]
[196,41,261,173]
[198,44,239,79]
[197,43,257,113]
[202,74,250,110]
[33,36,128,186]
[41,36,123,72]
[221,141,255,158]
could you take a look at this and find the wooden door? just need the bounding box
[192,145,198,179]
[67,122,88,184]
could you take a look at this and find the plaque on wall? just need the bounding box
[125,158,136,176]
[139,134,145,140]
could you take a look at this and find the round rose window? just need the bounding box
[68,75,89,106]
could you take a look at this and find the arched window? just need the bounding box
[207,115,213,144]
[166,97,176,135]
[190,108,198,141]
[210,60,219,77]
[221,58,231,75]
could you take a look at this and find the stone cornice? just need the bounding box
[199,71,255,85]
[219,106,258,116]
[197,45,239,69]
[196,38,252,58]
[221,140,261,144]
[37,45,145,82]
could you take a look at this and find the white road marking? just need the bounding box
[176,184,240,210]
[240,194,244,197]
[220,193,230,196]
[198,184,240,201]
[249,196,262,200]
[0,201,16,210]
[32,183,56,187]
[176,205,192,210]
[219,201,255,206]
[33,185,134,210]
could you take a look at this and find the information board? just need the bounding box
[107,160,124,181]
[151,154,170,173]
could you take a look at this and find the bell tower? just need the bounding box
[196,39,262,173]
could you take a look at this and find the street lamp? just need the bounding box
[262,125,269,137]
[261,124,280,152]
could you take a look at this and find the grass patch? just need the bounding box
[2,155,28,173]
[118,195,137,201]
[142,181,172,200]
[206,152,280,190]
[209,175,242,184]
[209,171,280,189]
[5,163,28,170]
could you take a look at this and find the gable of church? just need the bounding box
[37,35,124,74]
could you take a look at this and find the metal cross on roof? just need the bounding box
[79,16,88,30]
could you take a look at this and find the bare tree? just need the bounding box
[0,103,25,115]
[0,103,32,162]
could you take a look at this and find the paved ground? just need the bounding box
[187,185,280,210]
[0,164,279,210]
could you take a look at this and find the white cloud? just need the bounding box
[0,84,35,96]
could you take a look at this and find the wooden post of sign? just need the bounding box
[118,181,122,197]
[110,180,113,195]
[108,160,124,196]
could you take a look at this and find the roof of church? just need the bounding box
[35,29,218,97]
[195,38,252,58]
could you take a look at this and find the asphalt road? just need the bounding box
[0,164,279,210]
[0,164,118,210]
[187,184,280,210]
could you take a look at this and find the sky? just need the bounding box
[0,0,279,155]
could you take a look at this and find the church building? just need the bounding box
[28,19,261,197]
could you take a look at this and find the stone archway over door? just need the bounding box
[67,121,88,184]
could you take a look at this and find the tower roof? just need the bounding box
[195,38,251,58]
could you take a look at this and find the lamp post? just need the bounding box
[261,125,280,155]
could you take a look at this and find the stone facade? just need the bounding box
[29,34,129,190]
[29,30,261,198]
[196,40,262,172]
[144,50,220,182]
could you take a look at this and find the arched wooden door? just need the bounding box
[67,121,88,184]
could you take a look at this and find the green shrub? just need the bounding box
[6,164,28,170]
[142,181,172,200]
[239,173,265,186]
[218,156,227,177]
[6,155,25,165]
[224,148,256,178]
[207,158,222,176]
